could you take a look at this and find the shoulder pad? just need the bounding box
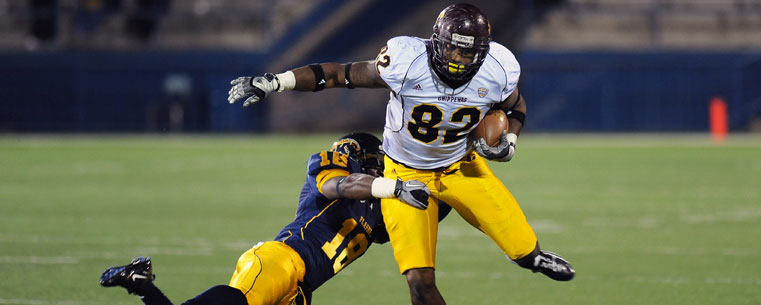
[386,36,427,54]
[307,150,360,176]
[487,42,521,99]
[377,36,428,93]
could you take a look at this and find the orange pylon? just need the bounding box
[709,96,728,142]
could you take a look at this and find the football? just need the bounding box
[469,109,508,146]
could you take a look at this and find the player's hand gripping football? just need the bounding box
[473,130,516,162]
[394,178,430,209]
[228,73,280,107]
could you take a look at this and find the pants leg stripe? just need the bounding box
[243,247,264,296]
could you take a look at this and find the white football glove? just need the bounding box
[228,73,280,107]
[473,131,516,162]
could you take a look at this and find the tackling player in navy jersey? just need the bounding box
[100,133,448,305]
[228,3,575,305]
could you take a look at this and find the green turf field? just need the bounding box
[1,134,759,305]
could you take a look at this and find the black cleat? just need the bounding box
[100,256,156,294]
[531,251,575,281]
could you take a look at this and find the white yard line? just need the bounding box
[0,256,78,264]
[0,233,250,250]
[582,206,761,229]
[520,133,761,148]
[0,299,132,305]
[372,269,761,285]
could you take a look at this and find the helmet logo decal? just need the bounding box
[331,139,360,155]
[478,88,488,98]
[451,33,475,48]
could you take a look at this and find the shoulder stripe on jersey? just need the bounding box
[400,51,429,93]
[315,169,350,195]
[300,199,339,239]
[281,230,293,242]
[486,52,510,102]
[390,49,429,133]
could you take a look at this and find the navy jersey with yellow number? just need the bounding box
[274,150,389,295]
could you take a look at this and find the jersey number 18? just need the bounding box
[321,219,369,273]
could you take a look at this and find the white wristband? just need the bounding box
[275,71,295,92]
[371,177,397,198]
[506,132,518,144]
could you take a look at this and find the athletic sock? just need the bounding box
[137,282,173,305]
[180,285,248,305]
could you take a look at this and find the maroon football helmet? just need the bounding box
[430,3,491,88]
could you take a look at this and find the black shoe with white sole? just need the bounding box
[100,256,156,294]
[531,251,575,281]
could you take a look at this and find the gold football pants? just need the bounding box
[228,241,307,305]
[381,152,538,273]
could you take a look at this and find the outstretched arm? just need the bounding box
[289,61,389,91]
[228,60,388,106]
[320,173,376,200]
[320,173,430,210]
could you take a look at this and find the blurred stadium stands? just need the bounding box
[526,0,761,50]
[0,0,314,50]
[0,0,760,133]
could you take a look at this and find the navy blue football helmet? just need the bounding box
[330,133,384,174]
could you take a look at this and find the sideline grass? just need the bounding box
[1,134,759,305]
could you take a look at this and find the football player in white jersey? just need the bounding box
[228,3,574,305]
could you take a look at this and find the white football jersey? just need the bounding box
[377,36,520,169]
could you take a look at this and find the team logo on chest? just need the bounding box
[478,88,489,98]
